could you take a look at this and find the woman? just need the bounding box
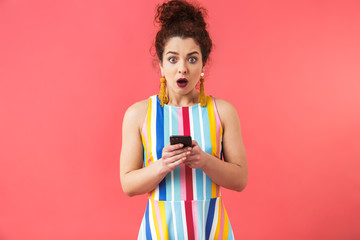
[120,0,248,239]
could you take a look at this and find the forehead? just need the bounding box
[164,37,201,54]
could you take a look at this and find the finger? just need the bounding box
[163,151,190,164]
[165,143,184,151]
[185,162,195,168]
[169,156,187,169]
[164,147,190,158]
[191,140,199,147]
[162,143,183,156]
[184,155,200,162]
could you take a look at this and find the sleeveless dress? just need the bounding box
[138,94,235,240]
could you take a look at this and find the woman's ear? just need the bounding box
[159,63,164,76]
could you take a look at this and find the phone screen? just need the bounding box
[170,135,192,147]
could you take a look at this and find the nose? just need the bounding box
[178,60,188,74]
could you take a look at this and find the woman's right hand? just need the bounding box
[159,143,192,174]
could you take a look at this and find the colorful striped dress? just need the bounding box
[138,94,235,240]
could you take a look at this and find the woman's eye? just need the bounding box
[189,57,197,63]
[169,57,177,63]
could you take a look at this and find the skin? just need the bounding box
[120,37,248,197]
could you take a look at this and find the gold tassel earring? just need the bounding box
[198,73,206,107]
[159,77,168,107]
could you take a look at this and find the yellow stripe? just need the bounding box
[143,99,151,199]
[159,201,169,240]
[207,96,217,157]
[223,205,230,239]
[151,199,161,239]
[211,182,216,198]
[147,98,153,164]
[207,96,218,198]
[146,98,156,200]
[214,197,222,239]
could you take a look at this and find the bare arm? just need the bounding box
[184,99,248,192]
[119,101,190,197]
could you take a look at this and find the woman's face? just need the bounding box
[160,37,204,99]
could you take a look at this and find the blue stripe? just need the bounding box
[228,222,234,240]
[145,201,152,239]
[171,105,179,135]
[170,107,181,200]
[174,201,185,239]
[205,198,216,239]
[173,166,181,200]
[156,97,166,200]
[191,106,204,201]
[163,201,175,238]
[202,106,213,198]
[143,147,146,167]
[202,105,212,155]
[196,200,204,239]
[195,169,204,200]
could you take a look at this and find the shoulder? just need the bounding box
[213,97,239,119]
[212,97,240,127]
[122,98,149,132]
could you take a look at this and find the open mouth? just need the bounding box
[177,78,188,88]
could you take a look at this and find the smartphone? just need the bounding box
[170,135,192,148]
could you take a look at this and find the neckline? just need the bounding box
[156,95,202,108]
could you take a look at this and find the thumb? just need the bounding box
[192,140,199,147]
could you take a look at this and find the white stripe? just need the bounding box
[171,201,178,240]
[148,201,157,239]
[169,106,175,201]
[141,217,145,239]
[137,217,143,239]
[203,199,206,239]
[143,220,146,239]
[169,105,172,135]
[209,198,219,239]
[189,105,194,138]
[192,168,197,200]
[150,96,159,199]
[198,105,205,153]
[181,201,188,240]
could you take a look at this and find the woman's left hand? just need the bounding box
[184,140,207,169]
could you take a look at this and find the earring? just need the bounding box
[198,72,206,107]
[159,77,168,107]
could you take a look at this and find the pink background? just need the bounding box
[1,0,359,239]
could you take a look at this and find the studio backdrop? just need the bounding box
[0,0,359,239]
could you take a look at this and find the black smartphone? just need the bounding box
[170,135,192,148]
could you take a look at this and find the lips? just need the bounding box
[177,78,188,88]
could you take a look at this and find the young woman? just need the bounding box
[120,0,248,239]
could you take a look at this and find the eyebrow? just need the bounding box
[166,51,200,56]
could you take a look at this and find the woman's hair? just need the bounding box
[154,0,212,65]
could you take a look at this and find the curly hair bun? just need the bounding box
[155,0,207,29]
[154,0,212,65]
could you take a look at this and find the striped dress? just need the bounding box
[138,94,235,240]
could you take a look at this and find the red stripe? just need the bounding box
[182,107,190,135]
[182,107,195,239]
[182,107,193,200]
[185,201,195,240]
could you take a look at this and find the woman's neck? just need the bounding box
[166,90,199,107]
